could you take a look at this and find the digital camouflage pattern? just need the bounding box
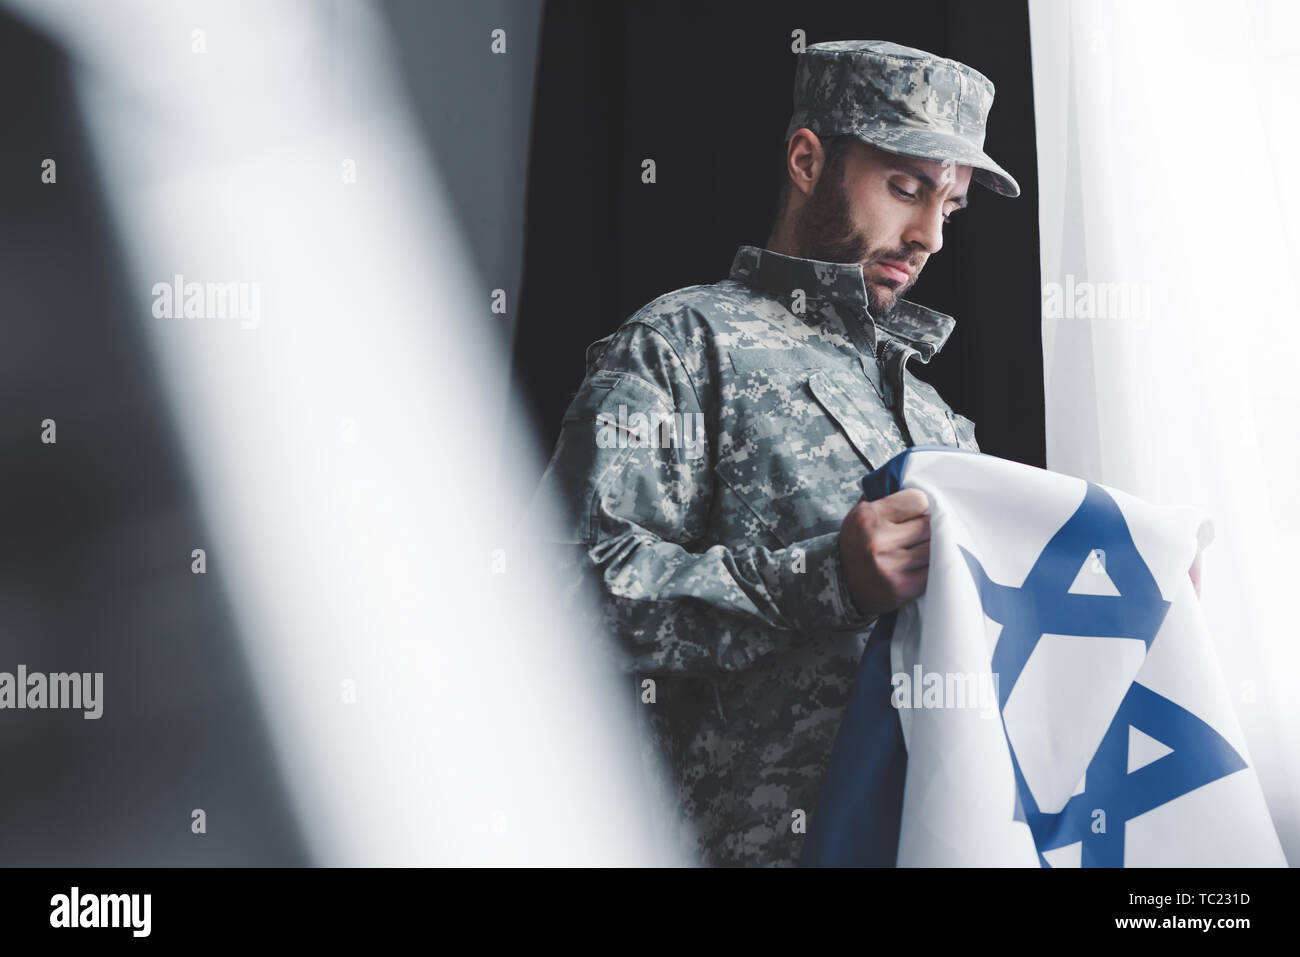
[533,245,981,866]
[785,40,1020,197]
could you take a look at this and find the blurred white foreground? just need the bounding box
[3,0,685,865]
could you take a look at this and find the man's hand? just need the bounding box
[838,489,931,617]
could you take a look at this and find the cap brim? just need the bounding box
[847,128,1020,198]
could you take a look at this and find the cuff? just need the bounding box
[778,531,880,633]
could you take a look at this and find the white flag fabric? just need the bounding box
[806,448,1286,867]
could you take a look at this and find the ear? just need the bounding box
[785,128,824,199]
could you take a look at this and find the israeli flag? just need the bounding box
[803,448,1286,867]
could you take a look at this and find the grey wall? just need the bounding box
[380,0,543,349]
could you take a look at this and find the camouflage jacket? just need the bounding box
[533,244,980,866]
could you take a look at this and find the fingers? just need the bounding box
[875,488,929,522]
[874,564,928,606]
[901,539,930,571]
[848,492,930,539]
[868,513,929,559]
[896,566,928,603]
[839,490,934,615]
[892,512,931,546]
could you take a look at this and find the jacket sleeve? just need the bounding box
[531,319,877,676]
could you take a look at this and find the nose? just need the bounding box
[901,202,945,256]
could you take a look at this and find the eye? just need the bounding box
[890,183,917,200]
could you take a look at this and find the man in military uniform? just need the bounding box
[532,40,1020,866]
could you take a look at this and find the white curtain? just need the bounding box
[1030,0,1300,863]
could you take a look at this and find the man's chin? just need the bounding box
[866,280,906,318]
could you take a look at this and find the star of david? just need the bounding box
[960,482,1247,867]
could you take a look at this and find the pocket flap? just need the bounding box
[807,370,905,471]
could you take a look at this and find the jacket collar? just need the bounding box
[727,244,956,362]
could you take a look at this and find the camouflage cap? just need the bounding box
[784,40,1020,198]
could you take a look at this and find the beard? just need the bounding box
[792,168,919,319]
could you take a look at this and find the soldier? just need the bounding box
[531,40,1020,866]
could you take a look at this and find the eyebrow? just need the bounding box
[891,161,969,209]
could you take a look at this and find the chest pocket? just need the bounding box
[712,368,907,546]
[807,370,909,468]
[903,374,976,450]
